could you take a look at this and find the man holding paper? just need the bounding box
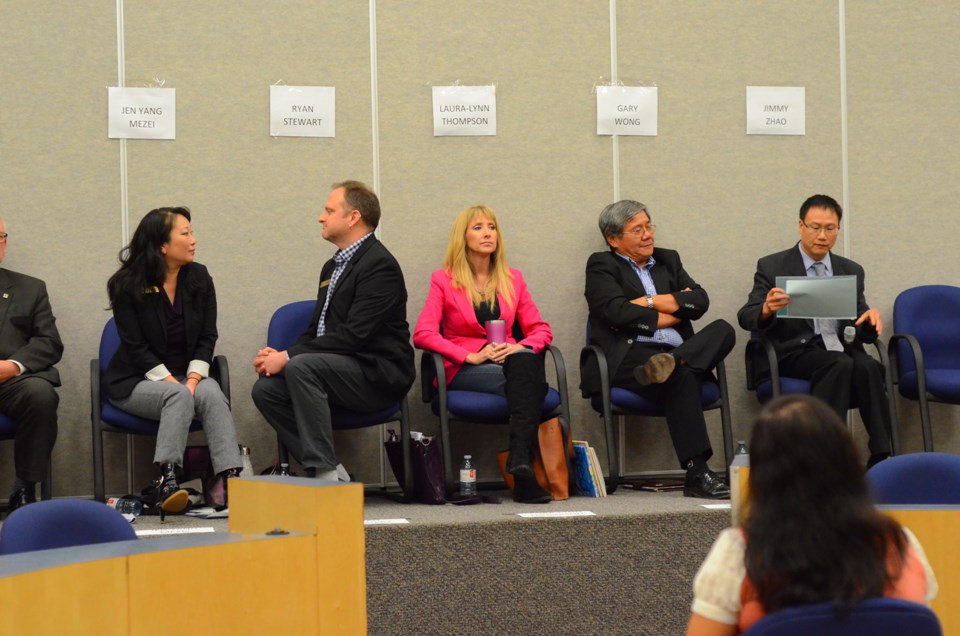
[738,194,892,467]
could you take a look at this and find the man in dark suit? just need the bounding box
[738,194,892,467]
[251,181,415,481]
[582,200,735,499]
[0,217,63,511]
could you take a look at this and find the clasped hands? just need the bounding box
[763,287,883,335]
[253,347,288,376]
[465,342,525,365]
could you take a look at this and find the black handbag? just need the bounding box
[385,430,498,505]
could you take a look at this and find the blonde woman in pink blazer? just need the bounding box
[414,205,554,503]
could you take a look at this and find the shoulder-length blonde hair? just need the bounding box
[442,205,515,310]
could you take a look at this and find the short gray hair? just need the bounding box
[598,200,649,239]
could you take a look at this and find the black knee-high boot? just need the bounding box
[503,352,548,478]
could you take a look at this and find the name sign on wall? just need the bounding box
[746,86,806,135]
[596,86,658,136]
[107,87,176,139]
[432,85,497,137]
[270,86,335,138]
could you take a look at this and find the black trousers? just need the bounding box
[0,376,58,483]
[612,319,735,468]
[778,342,892,455]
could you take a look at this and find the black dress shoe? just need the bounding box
[506,449,534,479]
[683,469,730,500]
[7,487,36,514]
[634,353,677,386]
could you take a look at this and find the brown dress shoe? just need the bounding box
[633,352,677,386]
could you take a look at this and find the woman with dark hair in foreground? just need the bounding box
[685,394,937,635]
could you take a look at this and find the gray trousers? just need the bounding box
[251,353,393,472]
[109,378,242,475]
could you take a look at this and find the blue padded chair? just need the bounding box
[267,300,412,501]
[420,322,570,494]
[867,451,960,504]
[0,499,137,555]
[580,326,733,494]
[90,318,226,502]
[742,598,941,636]
[0,413,53,501]
[889,285,960,452]
[745,331,901,454]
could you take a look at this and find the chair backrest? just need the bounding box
[893,285,960,375]
[0,412,18,440]
[0,499,137,555]
[743,598,941,636]
[867,451,960,504]
[267,300,316,351]
[98,318,121,375]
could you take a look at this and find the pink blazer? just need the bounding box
[413,268,553,385]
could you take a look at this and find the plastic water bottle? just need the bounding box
[730,441,750,525]
[239,445,254,477]
[460,455,477,496]
[106,495,143,517]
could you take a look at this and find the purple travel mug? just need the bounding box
[485,319,506,345]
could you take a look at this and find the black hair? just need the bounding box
[799,194,843,222]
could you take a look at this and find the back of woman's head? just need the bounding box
[107,207,191,303]
[749,394,866,509]
[745,395,906,611]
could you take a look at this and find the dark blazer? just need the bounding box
[581,248,709,395]
[105,263,218,400]
[288,236,415,398]
[737,243,876,383]
[0,268,63,386]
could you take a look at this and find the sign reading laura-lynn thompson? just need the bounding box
[108,87,176,140]
[270,86,335,138]
[432,85,497,137]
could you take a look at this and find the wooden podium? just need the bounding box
[0,476,366,635]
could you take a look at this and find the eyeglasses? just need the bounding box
[0,232,8,241]
[801,220,839,236]
[622,224,656,236]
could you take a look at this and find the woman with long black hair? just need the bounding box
[105,207,242,515]
[685,394,937,635]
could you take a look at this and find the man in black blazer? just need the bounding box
[252,181,415,481]
[582,200,735,499]
[0,217,63,511]
[738,194,892,466]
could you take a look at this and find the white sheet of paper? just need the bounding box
[775,275,858,319]
[432,85,497,136]
[108,87,176,139]
[746,86,805,135]
[270,85,335,138]
[596,86,658,136]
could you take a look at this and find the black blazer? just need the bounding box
[737,243,876,384]
[581,248,709,395]
[105,263,218,400]
[0,268,63,387]
[288,236,415,398]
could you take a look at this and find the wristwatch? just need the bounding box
[646,294,654,308]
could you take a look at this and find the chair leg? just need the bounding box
[40,462,53,500]
[919,396,934,452]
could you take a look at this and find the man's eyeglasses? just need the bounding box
[0,232,8,241]
[623,224,656,236]
[800,220,839,236]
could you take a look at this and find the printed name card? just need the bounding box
[596,86,658,136]
[270,85,336,138]
[432,85,497,136]
[108,87,176,139]
[746,86,806,135]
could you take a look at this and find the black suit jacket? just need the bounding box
[288,236,415,398]
[581,248,709,395]
[0,268,63,387]
[105,263,218,400]
[737,243,876,384]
